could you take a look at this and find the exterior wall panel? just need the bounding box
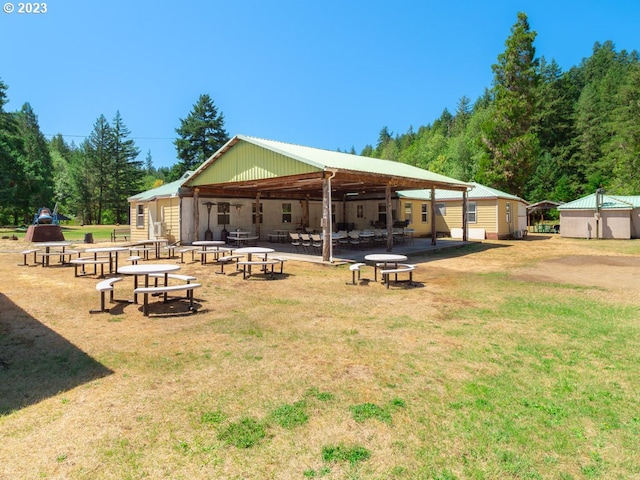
[190,142,320,186]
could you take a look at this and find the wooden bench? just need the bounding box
[91,277,123,313]
[348,262,366,285]
[134,283,201,316]
[70,257,111,277]
[111,227,129,242]
[237,259,283,279]
[379,264,417,289]
[18,248,40,266]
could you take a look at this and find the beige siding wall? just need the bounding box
[561,210,632,239]
[400,200,431,237]
[130,203,148,243]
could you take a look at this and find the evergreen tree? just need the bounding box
[81,115,114,224]
[478,12,540,197]
[110,111,141,224]
[0,79,25,223]
[174,94,229,176]
[15,103,54,218]
[608,64,640,193]
[48,134,75,218]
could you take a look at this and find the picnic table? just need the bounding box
[117,263,180,304]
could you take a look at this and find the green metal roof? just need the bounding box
[558,193,640,211]
[186,135,471,190]
[128,171,194,202]
[397,182,525,202]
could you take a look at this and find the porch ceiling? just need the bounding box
[189,170,469,201]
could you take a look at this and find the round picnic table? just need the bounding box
[235,247,275,275]
[117,263,181,304]
[193,241,230,264]
[364,253,408,282]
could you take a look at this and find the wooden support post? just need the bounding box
[431,187,437,245]
[322,173,331,261]
[193,187,200,243]
[386,183,393,252]
[462,190,468,242]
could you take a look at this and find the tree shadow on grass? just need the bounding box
[0,293,113,415]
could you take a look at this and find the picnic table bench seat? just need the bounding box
[134,283,201,316]
[379,264,417,289]
[348,262,366,285]
[148,272,198,285]
[18,248,40,266]
[91,277,123,313]
[70,256,111,277]
[236,258,285,279]
[178,246,198,264]
[213,254,243,274]
[36,249,82,267]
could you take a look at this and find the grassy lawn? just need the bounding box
[0,224,119,242]
[0,236,639,479]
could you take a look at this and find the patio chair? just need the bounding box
[289,232,301,252]
[299,233,312,252]
[311,233,322,253]
[348,231,361,249]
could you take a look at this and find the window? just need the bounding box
[421,203,428,223]
[378,203,386,223]
[404,202,412,224]
[253,203,263,224]
[435,203,446,216]
[467,202,477,223]
[217,203,230,226]
[136,204,144,228]
[282,203,292,223]
[506,202,511,224]
[356,204,364,218]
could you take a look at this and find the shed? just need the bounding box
[558,193,640,239]
[397,183,528,240]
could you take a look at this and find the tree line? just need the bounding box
[359,13,640,202]
[1,12,638,225]
[0,91,228,225]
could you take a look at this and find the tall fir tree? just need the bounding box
[0,79,25,223]
[478,12,540,197]
[174,94,229,178]
[15,103,55,218]
[80,115,113,224]
[110,111,141,224]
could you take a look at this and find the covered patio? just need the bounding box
[182,135,472,261]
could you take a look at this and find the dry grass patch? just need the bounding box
[1,236,640,479]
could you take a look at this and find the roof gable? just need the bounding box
[185,135,471,194]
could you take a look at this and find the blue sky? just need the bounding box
[1,0,638,169]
